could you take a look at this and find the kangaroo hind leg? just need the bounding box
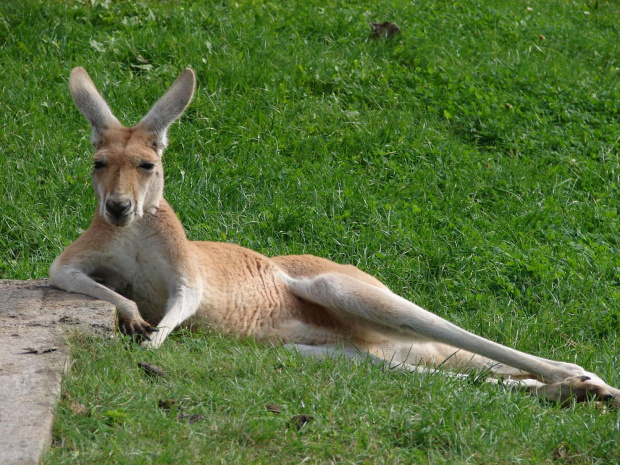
[280,271,620,406]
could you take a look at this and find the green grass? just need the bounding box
[1,0,620,462]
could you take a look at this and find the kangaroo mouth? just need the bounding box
[104,211,134,227]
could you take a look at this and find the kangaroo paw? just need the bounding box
[118,315,158,342]
[533,376,616,405]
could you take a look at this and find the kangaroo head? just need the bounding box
[70,67,195,227]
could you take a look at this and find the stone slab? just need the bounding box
[0,279,115,465]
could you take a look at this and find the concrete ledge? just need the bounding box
[0,279,115,465]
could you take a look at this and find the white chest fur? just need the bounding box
[93,224,173,321]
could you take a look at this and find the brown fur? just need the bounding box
[50,68,619,408]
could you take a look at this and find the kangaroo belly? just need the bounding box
[188,242,347,338]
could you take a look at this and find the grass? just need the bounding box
[1,0,619,462]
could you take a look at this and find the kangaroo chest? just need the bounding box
[93,233,173,321]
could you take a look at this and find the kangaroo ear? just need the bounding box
[70,67,121,147]
[137,68,195,153]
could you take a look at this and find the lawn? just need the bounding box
[1,0,619,463]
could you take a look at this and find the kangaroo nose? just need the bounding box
[105,200,132,218]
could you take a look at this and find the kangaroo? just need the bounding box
[51,67,619,407]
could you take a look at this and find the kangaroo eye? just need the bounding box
[140,162,156,171]
[93,161,106,170]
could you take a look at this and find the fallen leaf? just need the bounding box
[158,399,178,410]
[266,404,282,414]
[69,401,88,415]
[370,22,402,39]
[138,361,165,378]
[289,414,314,430]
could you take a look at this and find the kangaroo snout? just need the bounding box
[105,199,133,225]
